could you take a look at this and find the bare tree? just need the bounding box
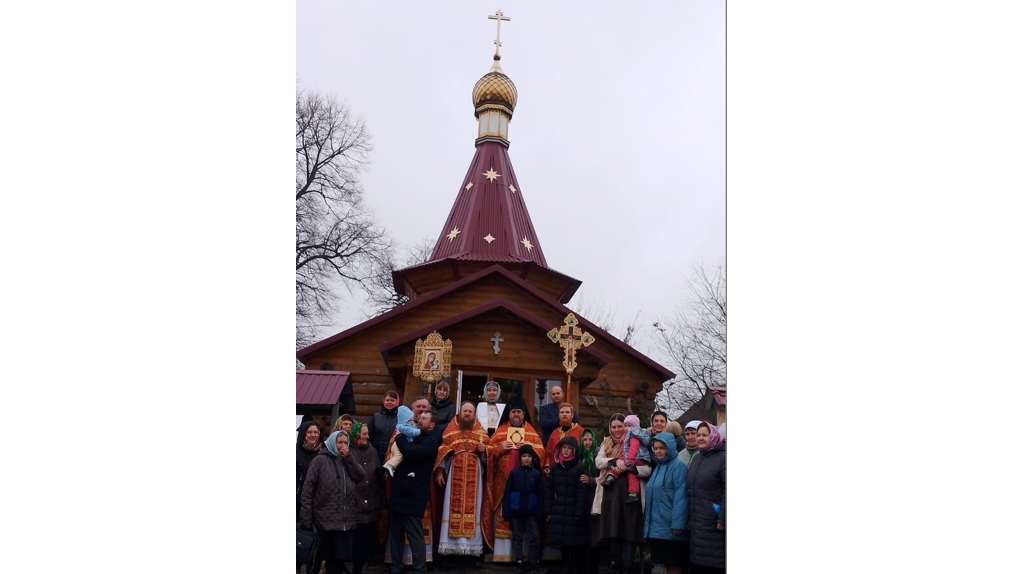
[359,236,435,318]
[571,293,643,346]
[296,90,393,348]
[653,261,726,415]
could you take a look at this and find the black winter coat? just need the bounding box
[688,442,726,569]
[367,406,398,459]
[296,421,322,520]
[388,428,441,516]
[348,443,384,524]
[299,450,366,532]
[430,396,456,433]
[544,439,589,547]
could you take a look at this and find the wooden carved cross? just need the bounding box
[491,331,504,354]
[546,313,594,398]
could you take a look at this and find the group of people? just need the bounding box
[297,382,727,574]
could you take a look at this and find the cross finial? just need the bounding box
[488,9,511,59]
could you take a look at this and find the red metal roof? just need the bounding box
[428,140,548,266]
[709,385,726,406]
[297,264,674,381]
[296,370,351,405]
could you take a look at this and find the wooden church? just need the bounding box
[296,34,674,432]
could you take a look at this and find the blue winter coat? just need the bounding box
[643,432,689,542]
[502,464,544,519]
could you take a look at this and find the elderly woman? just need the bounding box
[687,422,726,574]
[300,430,367,574]
[347,422,383,574]
[594,413,651,574]
[644,432,688,574]
[429,380,455,432]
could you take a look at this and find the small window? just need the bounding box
[499,115,508,138]
[488,112,499,134]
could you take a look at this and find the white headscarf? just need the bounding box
[483,380,501,404]
[685,420,702,431]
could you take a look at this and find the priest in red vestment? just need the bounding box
[484,397,545,563]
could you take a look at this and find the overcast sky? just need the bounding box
[297,2,725,363]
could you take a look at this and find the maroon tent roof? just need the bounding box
[427,140,548,267]
[296,370,351,405]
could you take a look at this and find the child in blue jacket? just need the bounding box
[502,444,547,574]
[382,405,419,477]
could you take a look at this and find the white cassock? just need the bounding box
[437,453,486,555]
[476,402,505,435]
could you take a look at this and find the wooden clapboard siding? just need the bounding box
[302,267,667,426]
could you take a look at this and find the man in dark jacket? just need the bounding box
[502,444,546,574]
[538,385,578,446]
[367,390,400,458]
[388,410,441,574]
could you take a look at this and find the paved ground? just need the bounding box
[302,555,651,574]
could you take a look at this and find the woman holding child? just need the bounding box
[595,413,649,574]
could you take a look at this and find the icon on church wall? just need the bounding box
[413,331,453,383]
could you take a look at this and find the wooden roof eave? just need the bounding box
[298,264,672,380]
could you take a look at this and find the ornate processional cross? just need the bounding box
[488,9,510,58]
[547,313,595,398]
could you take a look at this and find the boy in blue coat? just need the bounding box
[502,444,547,574]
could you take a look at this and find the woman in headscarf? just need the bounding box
[644,432,688,574]
[687,422,725,574]
[299,430,367,574]
[476,380,505,437]
[595,414,650,574]
[332,414,354,434]
[429,380,455,433]
[577,429,602,574]
[346,422,382,574]
[297,421,323,521]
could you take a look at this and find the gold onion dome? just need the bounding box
[472,55,517,119]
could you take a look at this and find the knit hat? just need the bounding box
[518,443,537,464]
[624,414,640,429]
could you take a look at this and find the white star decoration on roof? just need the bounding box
[483,234,496,243]
[509,184,517,194]
[465,182,473,190]
[521,237,533,251]
[483,168,501,182]
[446,227,461,241]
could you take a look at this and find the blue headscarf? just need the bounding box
[324,430,345,457]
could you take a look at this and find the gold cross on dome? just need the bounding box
[546,313,595,397]
[488,10,511,57]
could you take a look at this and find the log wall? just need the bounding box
[302,274,667,429]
